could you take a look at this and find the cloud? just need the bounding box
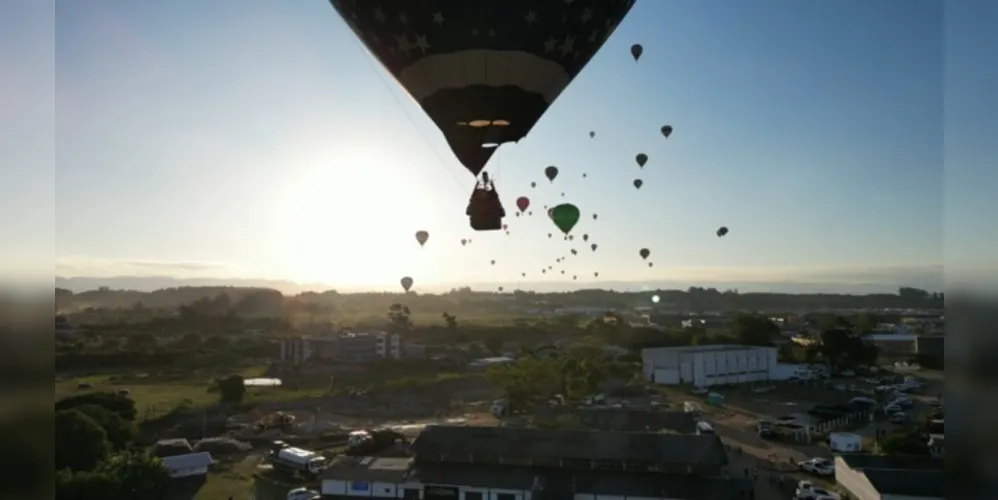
[55,256,240,278]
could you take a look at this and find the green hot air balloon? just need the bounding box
[549,203,581,235]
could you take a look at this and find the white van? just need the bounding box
[696,421,715,435]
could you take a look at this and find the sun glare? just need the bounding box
[275,150,437,288]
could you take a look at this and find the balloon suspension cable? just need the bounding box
[347,36,470,197]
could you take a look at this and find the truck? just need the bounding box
[265,441,326,476]
[344,428,407,456]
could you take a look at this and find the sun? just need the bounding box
[274,150,434,288]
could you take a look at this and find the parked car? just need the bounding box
[889,412,909,423]
[798,458,834,476]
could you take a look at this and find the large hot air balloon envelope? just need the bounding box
[639,248,650,260]
[717,226,729,237]
[545,165,559,182]
[400,276,414,292]
[633,179,643,189]
[515,197,529,212]
[330,0,635,178]
[549,203,580,234]
[630,44,643,61]
[415,230,429,247]
[635,153,648,168]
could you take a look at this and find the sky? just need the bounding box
[6,0,995,292]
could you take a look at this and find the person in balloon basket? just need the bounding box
[467,172,505,231]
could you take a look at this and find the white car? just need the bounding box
[795,483,840,500]
[287,488,321,500]
[798,458,835,476]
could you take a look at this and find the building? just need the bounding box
[915,335,944,367]
[641,345,777,387]
[280,331,402,364]
[320,425,741,500]
[862,334,918,358]
[834,454,944,500]
[161,452,214,479]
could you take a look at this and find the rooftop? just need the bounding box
[412,426,728,469]
[161,452,214,470]
[322,458,742,499]
[838,455,944,497]
[643,345,770,355]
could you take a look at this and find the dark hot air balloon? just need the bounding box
[329,0,635,179]
[661,125,673,138]
[400,276,414,292]
[635,153,648,167]
[582,234,589,242]
[591,243,598,251]
[717,226,729,237]
[639,248,650,260]
[648,262,654,268]
[589,131,595,138]
[461,238,467,246]
[545,165,559,182]
[530,181,537,188]
[594,271,599,277]
[592,213,598,220]
[516,196,530,212]
[633,179,643,189]
[415,230,429,247]
[491,259,496,265]
[630,44,643,61]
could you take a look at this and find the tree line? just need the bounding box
[57,285,944,317]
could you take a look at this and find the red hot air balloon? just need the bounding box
[516,196,530,213]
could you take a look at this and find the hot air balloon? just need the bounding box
[648,262,654,268]
[582,173,587,178]
[549,203,580,235]
[498,286,504,292]
[502,224,508,231]
[467,239,472,244]
[639,248,650,260]
[630,44,643,61]
[592,213,598,220]
[415,230,429,247]
[589,131,595,139]
[530,181,537,188]
[329,0,633,177]
[545,165,559,182]
[591,243,598,251]
[661,125,673,138]
[542,269,546,274]
[547,233,552,238]
[461,238,467,246]
[528,211,532,216]
[635,153,648,168]
[400,276,414,292]
[573,275,577,280]
[516,196,530,213]
[582,234,589,242]
[633,179,643,189]
[560,270,565,275]
[521,272,526,277]
[570,249,577,255]
[560,192,565,197]
[717,226,729,237]
[515,212,520,217]
[491,259,496,265]
[594,271,599,277]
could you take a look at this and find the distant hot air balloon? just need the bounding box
[661,125,673,138]
[639,248,650,260]
[633,179,643,189]
[531,181,537,188]
[502,224,508,231]
[630,44,643,61]
[560,270,565,275]
[542,269,546,274]
[415,230,429,247]
[594,271,599,277]
[327,0,635,184]
[467,239,472,244]
[498,286,504,292]
[550,203,580,235]
[582,173,587,178]
[491,259,496,265]
[521,272,526,277]
[717,226,729,237]
[573,275,577,280]
[461,238,467,246]
[547,233,552,238]
[589,131,595,139]
[515,212,520,217]
[571,249,577,255]
[560,192,565,197]
[592,213,598,220]
[568,235,575,241]
[635,153,648,168]
[582,234,589,242]
[516,196,530,213]
[528,211,533,216]
[648,262,654,268]
[591,243,598,251]
[545,165,559,182]
[400,276,414,292]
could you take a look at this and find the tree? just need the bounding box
[881,427,930,456]
[819,319,879,369]
[388,303,412,332]
[97,450,170,498]
[55,409,111,472]
[56,392,138,421]
[55,469,118,500]
[216,374,246,404]
[441,312,458,329]
[732,313,779,346]
[73,404,139,451]
[483,335,503,355]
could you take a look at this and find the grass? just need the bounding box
[54,365,328,420]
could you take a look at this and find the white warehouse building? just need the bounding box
[641,345,778,387]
